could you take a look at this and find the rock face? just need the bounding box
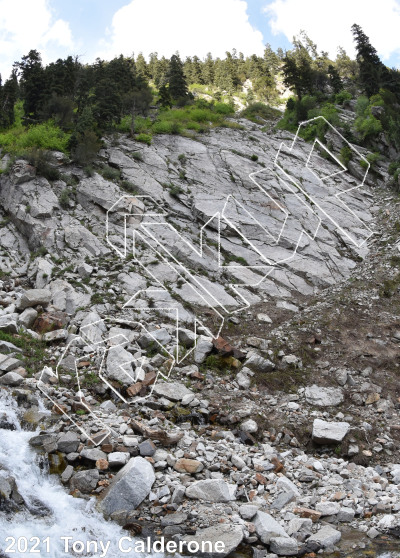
[312,419,350,444]
[100,456,155,517]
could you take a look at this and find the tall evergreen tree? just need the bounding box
[167,54,188,101]
[351,23,387,97]
[15,49,46,118]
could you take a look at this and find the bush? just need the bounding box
[340,145,353,167]
[241,102,281,123]
[25,149,61,181]
[59,189,71,208]
[72,130,101,165]
[250,154,258,161]
[101,166,121,181]
[136,133,152,145]
[335,91,352,105]
[0,120,71,155]
[131,151,143,161]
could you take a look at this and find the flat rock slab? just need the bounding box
[185,479,234,502]
[312,419,350,444]
[306,525,342,548]
[305,385,344,407]
[152,382,193,402]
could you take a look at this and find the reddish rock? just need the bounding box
[77,361,91,369]
[271,456,284,473]
[96,459,109,470]
[101,443,114,453]
[255,472,267,485]
[127,382,143,397]
[294,507,322,522]
[174,458,204,474]
[52,404,68,415]
[34,311,68,334]
[142,371,157,386]
[213,336,234,356]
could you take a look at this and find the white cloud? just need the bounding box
[264,0,400,64]
[0,0,74,78]
[98,0,265,61]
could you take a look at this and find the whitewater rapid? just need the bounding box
[0,389,160,558]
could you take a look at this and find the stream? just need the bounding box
[0,389,161,558]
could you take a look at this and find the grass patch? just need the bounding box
[0,120,70,155]
[241,102,282,123]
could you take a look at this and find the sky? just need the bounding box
[0,0,399,79]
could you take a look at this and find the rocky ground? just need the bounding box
[1,108,400,557]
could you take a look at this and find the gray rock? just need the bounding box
[305,385,344,407]
[271,491,296,511]
[182,524,243,558]
[334,368,348,386]
[152,382,193,402]
[139,439,156,457]
[138,328,171,349]
[57,432,80,454]
[106,345,135,385]
[0,354,21,373]
[178,328,197,347]
[241,419,258,433]
[0,340,22,354]
[61,465,74,484]
[193,335,213,364]
[80,448,107,462]
[108,452,130,467]
[239,504,259,520]
[99,400,117,413]
[312,419,350,444]
[70,469,99,493]
[100,456,155,517]
[244,352,275,372]
[161,512,188,526]
[270,537,299,556]
[0,372,24,386]
[231,454,246,470]
[43,329,68,342]
[18,308,38,328]
[77,263,93,279]
[253,511,289,544]
[337,507,355,522]
[0,315,18,334]
[315,501,340,516]
[186,479,234,503]
[17,289,51,310]
[306,525,341,548]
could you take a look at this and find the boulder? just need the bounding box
[18,308,38,328]
[0,372,24,386]
[253,511,289,544]
[57,432,80,453]
[70,469,99,493]
[182,524,243,558]
[174,458,204,474]
[186,479,234,502]
[108,452,130,467]
[100,456,155,517]
[312,419,350,444]
[193,336,213,364]
[305,385,344,407]
[152,382,193,402]
[270,537,299,556]
[306,525,341,549]
[137,328,171,349]
[17,289,51,310]
[244,352,275,372]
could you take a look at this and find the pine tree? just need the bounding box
[328,65,343,94]
[15,49,46,118]
[351,24,386,97]
[158,84,172,108]
[167,54,188,101]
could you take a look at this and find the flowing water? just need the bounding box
[0,389,161,558]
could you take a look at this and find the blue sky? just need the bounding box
[0,0,399,78]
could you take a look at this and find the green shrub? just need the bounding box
[120,180,138,193]
[131,151,143,161]
[101,166,121,181]
[241,102,281,123]
[0,120,70,155]
[59,189,71,208]
[340,145,353,167]
[136,133,152,145]
[335,91,352,105]
[169,184,183,198]
[250,154,258,161]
